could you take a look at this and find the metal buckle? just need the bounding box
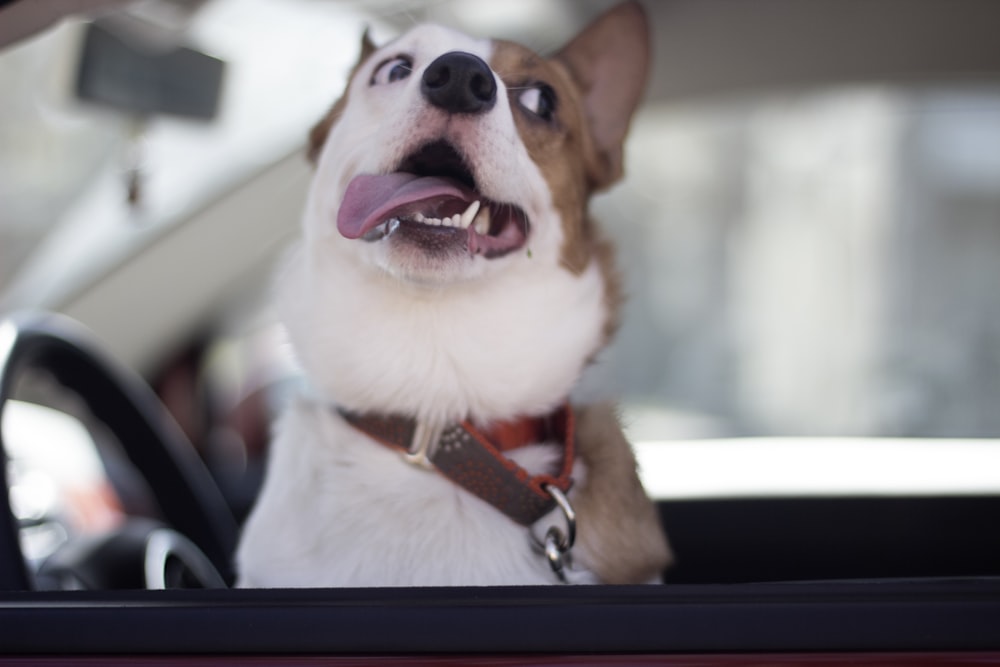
[403,420,441,470]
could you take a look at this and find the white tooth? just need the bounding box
[473,206,491,235]
[430,217,441,226]
[460,200,481,229]
[414,212,426,222]
[450,214,461,227]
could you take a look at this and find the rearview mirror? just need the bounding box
[75,20,224,120]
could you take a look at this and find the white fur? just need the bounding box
[274,241,607,425]
[237,25,608,586]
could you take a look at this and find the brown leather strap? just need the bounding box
[338,406,575,526]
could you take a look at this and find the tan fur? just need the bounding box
[307,29,377,163]
[554,2,651,187]
[573,403,673,584]
[488,41,597,276]
[593,227,624,346]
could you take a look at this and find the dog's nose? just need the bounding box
[421,52,497,115]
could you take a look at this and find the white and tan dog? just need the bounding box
[237,1,670,586]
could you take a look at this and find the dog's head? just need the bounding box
[305,2,649,283]
[285,3,649,421]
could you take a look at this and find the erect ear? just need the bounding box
[307,27,378,164]
[555,1,650,189]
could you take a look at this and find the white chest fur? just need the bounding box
[278,241,609,425]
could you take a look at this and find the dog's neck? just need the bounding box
[278,241,609,425]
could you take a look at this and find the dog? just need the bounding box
[236,1,671,586]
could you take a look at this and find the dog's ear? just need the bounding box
[307,28,378,164]
[555,1,650,189]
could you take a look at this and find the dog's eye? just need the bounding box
[371,56,413,85]
[517,85,556,121]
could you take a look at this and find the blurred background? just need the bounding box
[3,0,1000,524]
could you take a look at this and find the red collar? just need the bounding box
[338,405,575,526]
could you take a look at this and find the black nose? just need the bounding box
[421,52,497,115]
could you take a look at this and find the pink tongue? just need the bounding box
[337,173,472,239]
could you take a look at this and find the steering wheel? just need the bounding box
[0,312,237,590]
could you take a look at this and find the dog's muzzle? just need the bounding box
[336,140,530,260]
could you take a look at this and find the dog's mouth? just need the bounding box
[336,141,529,259]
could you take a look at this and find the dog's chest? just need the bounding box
[237,398,574,586]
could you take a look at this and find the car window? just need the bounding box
[592,86,1000,442]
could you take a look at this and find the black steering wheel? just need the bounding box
[0,312,237,590]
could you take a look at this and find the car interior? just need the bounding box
[1,0,1000,657]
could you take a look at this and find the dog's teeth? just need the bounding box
[386,218,400,235]
[473,206,491,235]
[460,200,481,229]
[412,206,482,230]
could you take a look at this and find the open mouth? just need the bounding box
[336,141,530,259]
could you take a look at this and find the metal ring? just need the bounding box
[543,528,567,583]
[543,484,576,551]
[403,420,440,470]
